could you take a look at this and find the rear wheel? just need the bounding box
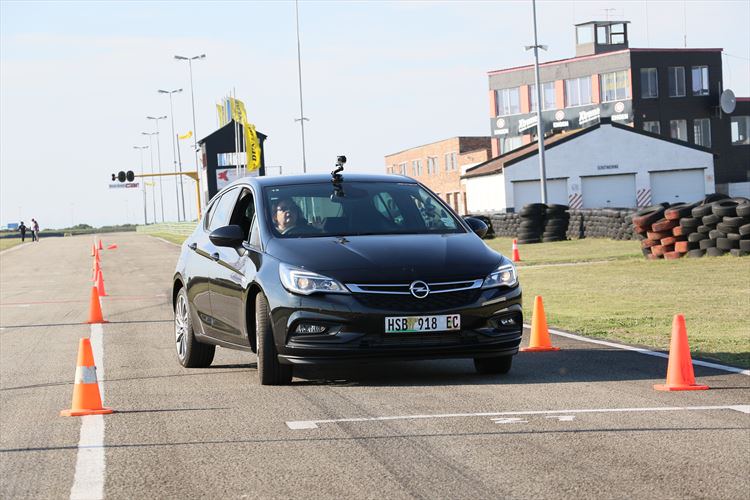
[255,293,293,385]
[474,355,513,375]
[174,287,215,368]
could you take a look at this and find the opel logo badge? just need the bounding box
[614,101,625,113]
[555,110,565,121]
[409,281,430,299]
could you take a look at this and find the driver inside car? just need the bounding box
[272,197,319,235]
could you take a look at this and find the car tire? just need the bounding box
[474,355,513,375]
[255,292,293,386]
[174,287,215,368]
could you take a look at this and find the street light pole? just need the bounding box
[133,145,149,224]
[147,115,167,222]
[174,54,205,213]
[158,89,185,221]
[295,0,309,173]
[525,0,548,204]
[142,132,158,223]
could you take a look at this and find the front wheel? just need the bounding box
[255,293,292,385]
[474,355,513,375]
[174,287,215,368]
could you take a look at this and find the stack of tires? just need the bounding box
[517,203,546,244]
[688,199,750,257]
[632,195,750,259]
[487,213,520,237]
[542,204,569,242]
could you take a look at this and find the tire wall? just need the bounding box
[471,207,636,242]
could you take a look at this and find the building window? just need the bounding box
[643,121,661,134]
[730,116,750,145]
[640,68,658,98]
[670,119,688,142]
[427,157,437,175]
[500,135,524,154]
[411,159,423,176]
[576,25,594,44]
[496,87,520,115]
[668,66,686,97]
[600,70,630,102]
[692,66,709,96]
[529,82,556,111]
[398,162,407,175]
[693,118,711,148]
[443,152,457,171]
[565,76,592,107]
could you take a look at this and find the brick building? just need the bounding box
[384,137,491,215]
[487,20,749,193]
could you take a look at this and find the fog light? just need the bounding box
[295,323,327,335]
[499,317,516,326]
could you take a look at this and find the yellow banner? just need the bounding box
[179,131,193,140]
[222,96,261,171]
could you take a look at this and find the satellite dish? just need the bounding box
[720,89,736,114]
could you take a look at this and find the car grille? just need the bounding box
[353,289,481,312]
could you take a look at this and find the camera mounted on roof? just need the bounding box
[331,155,346,183]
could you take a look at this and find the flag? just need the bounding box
[179,131,193,140]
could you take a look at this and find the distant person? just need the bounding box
[31,218,39,242]
[18,221,27,242]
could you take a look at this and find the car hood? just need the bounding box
[265,233,503,282]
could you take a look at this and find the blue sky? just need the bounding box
[1,0,748,228]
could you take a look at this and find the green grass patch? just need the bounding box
[485,237,642,265]
[145,232,188,245]
[516,254,750,368]
[0,238,24,251]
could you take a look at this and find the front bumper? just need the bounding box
[271,285,523,365]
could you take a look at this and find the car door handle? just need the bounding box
[211,252,220,261]
[188,242,197,251]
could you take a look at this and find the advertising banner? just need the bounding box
[490,100,632,137]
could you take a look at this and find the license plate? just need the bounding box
[385,314,461,333]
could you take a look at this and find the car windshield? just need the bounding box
[264,181,464,238]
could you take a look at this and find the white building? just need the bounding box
[463,120,716,212]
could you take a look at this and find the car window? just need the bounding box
[229,188,255,240]
[264,181,464,238]
[248,216,261,248]
[208,188,239,232]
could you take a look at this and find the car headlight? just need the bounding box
[482,263,518,288]
[279,263,349,295]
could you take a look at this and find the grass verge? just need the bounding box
[0,238,25,252]
[485,237,642,265]
[146,232,188,246]
[516,251,750,368]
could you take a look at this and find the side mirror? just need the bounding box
[209,225,245,248]
[464,217,488,238]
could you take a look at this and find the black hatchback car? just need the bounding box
[173,170,522,384]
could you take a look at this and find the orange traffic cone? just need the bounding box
[98,238,103,250]
[512,239,521,263]
[654,314,709,391]
[96,269,107,297]
[521,295,560,352]
[107,244,118,250]
[60,338,113,416]
[91,242,96,257]
[92,259,100,282]
[86,286,107,324]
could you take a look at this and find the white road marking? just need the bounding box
[286,405,750,430]
[69,324,106,500]
[546,415,576,422]
[537,325,750,376]
[491,417,527,425]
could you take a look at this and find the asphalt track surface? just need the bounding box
[1,232,748,499]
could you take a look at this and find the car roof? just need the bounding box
[230,172,416,190]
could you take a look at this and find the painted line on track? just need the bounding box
[286,404,750,430]
[69,323,106,500]
[536,325,750,376]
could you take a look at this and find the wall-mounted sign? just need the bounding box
[489,100,632,138]
[108,183,140,189]
[597,164,619,170]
